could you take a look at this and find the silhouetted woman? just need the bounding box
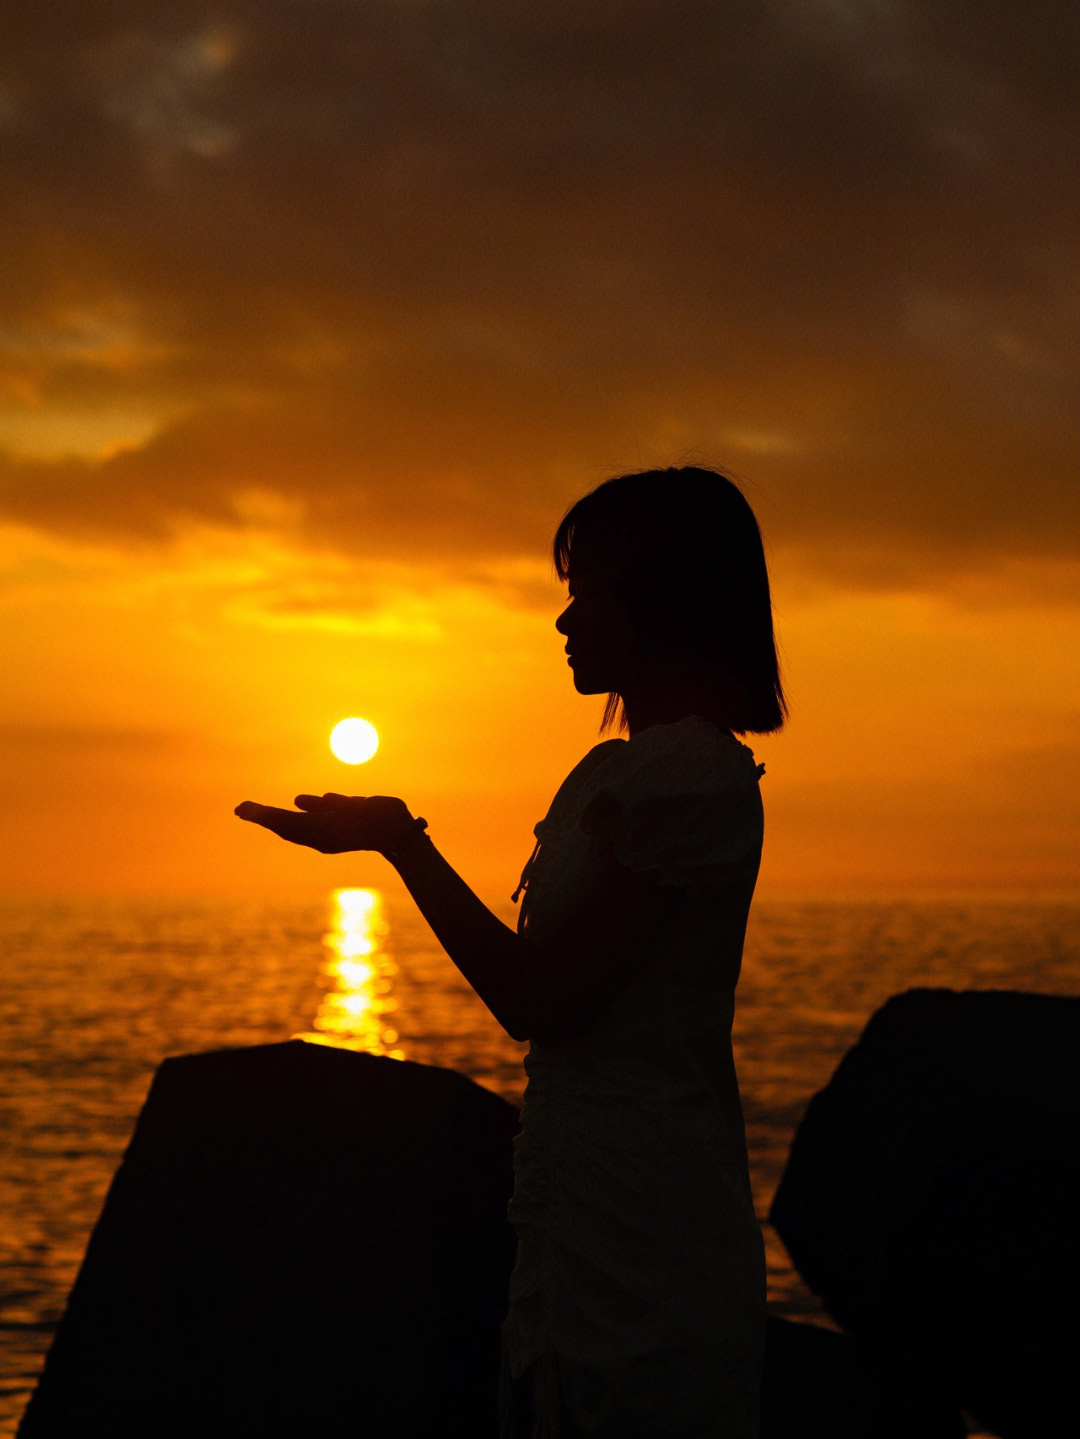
[237,467,786,1437]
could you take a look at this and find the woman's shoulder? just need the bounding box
[590,715,763,799]
[539,738,625,830]
[539,718,763,840]
[579,717,765,886]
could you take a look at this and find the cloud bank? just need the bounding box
[2,1,1077,584]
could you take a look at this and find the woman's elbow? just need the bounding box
[516,995,604,1050]
[501,1004,548,1046]
[500,940,610,1045]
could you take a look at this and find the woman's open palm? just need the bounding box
[234,793,412,854]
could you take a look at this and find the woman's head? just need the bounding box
[553,467,786,734]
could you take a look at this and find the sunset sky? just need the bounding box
[3,1,1078,903]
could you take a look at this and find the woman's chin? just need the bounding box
[569,667,608,696]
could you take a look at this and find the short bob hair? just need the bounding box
[554,467,786,734]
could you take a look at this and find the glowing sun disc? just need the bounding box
[330,717,379,764]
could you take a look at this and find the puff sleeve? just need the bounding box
[577,716,764,890]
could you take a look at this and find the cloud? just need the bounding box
[0,722,183,753]
[0,1,1077,588]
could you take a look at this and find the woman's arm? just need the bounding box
[391,821,669,1045]
[235,793,667,1045]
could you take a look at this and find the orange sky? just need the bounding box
[3,3,1078,902]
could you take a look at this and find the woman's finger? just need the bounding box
[235,802,312,840]
[293,792,358,809]
[262,807,327,844]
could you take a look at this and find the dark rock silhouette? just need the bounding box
[19,1042,519,1438]
[760,1316,964,1439]
[771,987,1080,1439]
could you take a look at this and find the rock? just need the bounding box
[770,988,1080,1439]
[19,1041,520,1438]
[761,1316,965,1438]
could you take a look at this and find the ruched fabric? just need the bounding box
[501,717,767,1438]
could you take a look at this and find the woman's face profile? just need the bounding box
[555,568,648,698]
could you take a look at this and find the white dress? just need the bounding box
[501,716,767,1437]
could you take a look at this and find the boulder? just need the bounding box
[770,988,1080,1439]
[761,1316,964,1438]
[19,1041,519,1437]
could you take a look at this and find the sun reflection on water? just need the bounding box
[294,888,405,1059]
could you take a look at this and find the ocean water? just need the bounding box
[2,892,1078,1436]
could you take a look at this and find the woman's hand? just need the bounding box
[234,793,415,855]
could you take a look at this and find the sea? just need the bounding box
[2,891,1079,1437]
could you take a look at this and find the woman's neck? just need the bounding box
[621,691,725,739]
[621,669,745,738]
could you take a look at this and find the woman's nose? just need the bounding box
[555,603,571,635]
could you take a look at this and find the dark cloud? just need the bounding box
[1,1,1077,583]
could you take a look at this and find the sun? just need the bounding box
[330,717,379,765]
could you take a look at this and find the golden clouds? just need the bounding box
[1,1,1076,584]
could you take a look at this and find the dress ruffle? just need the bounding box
[578,716,764,888]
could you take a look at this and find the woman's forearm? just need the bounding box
[236,792,536,1039]
[389,834,534,1041]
